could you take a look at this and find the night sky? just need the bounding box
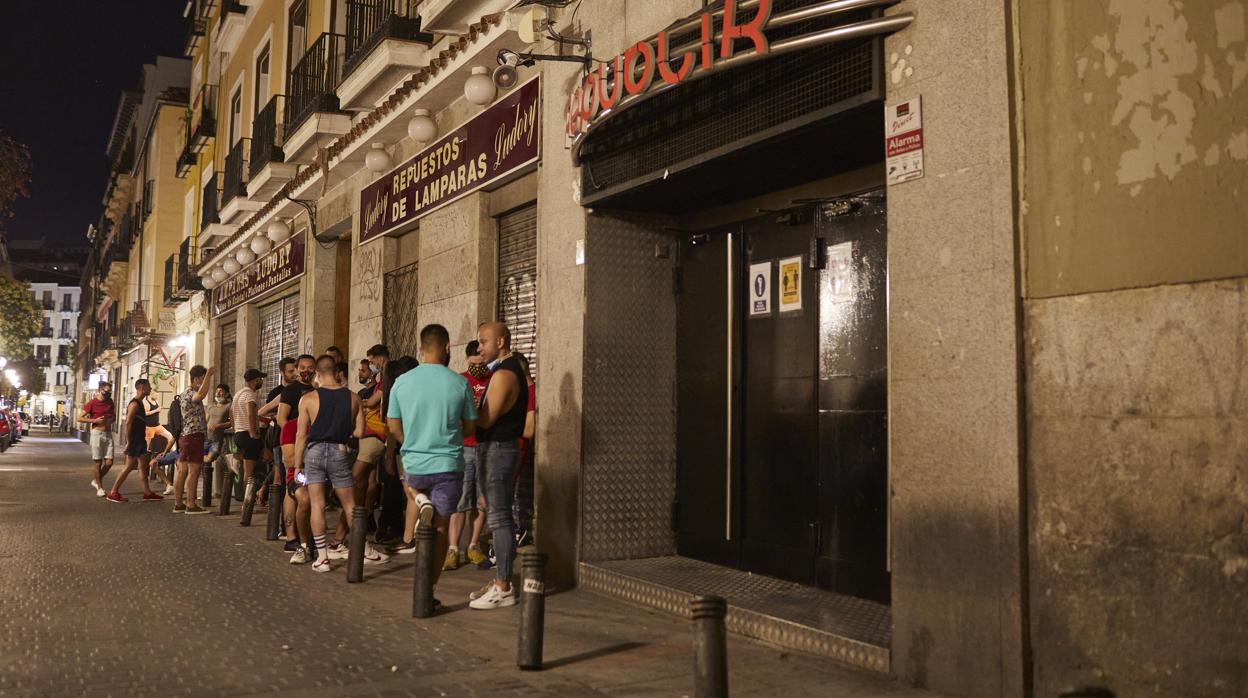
[0,1,186,245]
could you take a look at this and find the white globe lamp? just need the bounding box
[267,219,291,243]
[210,268,227,282]
[201,277,217,290]
[222,258,241,274]
[464,67,496,106]
[407,109,437,142]
[235,248,256,265]
[250,236,272,255]
[365,143,392,173]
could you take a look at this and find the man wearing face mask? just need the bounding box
[444,341,491,568]
[277,356,317,562]
[327,355,389,558]
[205,383,232,502]
[80,383,116,498]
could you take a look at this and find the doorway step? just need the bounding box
[580,556,890,674]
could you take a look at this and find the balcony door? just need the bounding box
[254,44,271,114]
[228,87,242,146]
[287,0,309,78]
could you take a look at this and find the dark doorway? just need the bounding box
[675,198,889,603]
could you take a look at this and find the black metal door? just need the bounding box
[739,212,820,585]
[815,196,890,602]
[675,229,739,567]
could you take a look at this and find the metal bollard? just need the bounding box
[239,478,256,526]
[346,506,368,583]
[201,461,214,508]
[517,551,549,670]
[411,525,436,618]
[265,477,285,540]
[217,469,234,516]
[691,596,728,698]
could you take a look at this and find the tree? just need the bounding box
[0,127,32,234]
[0,275,43,360]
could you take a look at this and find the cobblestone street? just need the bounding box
[0,432,928,697]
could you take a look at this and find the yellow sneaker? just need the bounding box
[466,544,486,565]
[443,547,461,571]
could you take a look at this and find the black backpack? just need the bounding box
[167,393,184,442]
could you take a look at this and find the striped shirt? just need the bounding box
[231,386,258,433]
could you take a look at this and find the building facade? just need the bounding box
[77,57,192,439]
[25,279,79,418]
[81,1,1248,696]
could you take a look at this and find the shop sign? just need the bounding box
[886,97,924,185]
[566,0,773,142]
[211,231,306,317]
[359,76,541,244]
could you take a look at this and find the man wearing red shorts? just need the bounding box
[174,365,214,514]
[279,355,316,563]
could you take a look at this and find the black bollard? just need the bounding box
[201,461,214,508]
[239,478,256,526]
[265,477,285,540]
[517,551,549,670]
[346,506,368,583]
[691,596,728,698]
[218,469,234,516]
[411,525,436,618]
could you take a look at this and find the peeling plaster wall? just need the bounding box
[1020,0,1248,297]
[1019,2,1248,695]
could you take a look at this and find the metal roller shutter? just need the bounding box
[258,295,300,388]
[384,261,420,359]
[497,204,538,379]
[220,322,237,392]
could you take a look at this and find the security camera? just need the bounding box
[494,49,533,90]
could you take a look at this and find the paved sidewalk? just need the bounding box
[0,432,935,697]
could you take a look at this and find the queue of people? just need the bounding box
[79,321,537,610]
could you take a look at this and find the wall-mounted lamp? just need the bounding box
[235,248,256,265]
[250,235,272,255]
[222,259,241,274]
[267,219,292,243]
[365,142,393,173]
[407,109,437,143]
[464,66,497,106]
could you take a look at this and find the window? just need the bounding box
[60,318,70,336]
[255,43,271,112]
[229,87,243,145]
[42,290,52,308]
[62,293,72,310]
[56,346,68,366]
[37,345,50,363]
[287,0,308,77]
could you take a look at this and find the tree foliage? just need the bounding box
[0,275,43,360]
[0,127,32,232]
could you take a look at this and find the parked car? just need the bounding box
[17,412,28,436]
[0,413,10,452]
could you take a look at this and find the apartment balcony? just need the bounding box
[283,33,352,165]
[120,301,151,347]
[183,12,207,58]
[38,328,53,339]
[215,1,247,54]
[40,299,55,311]
[219,138,262,224]
[172,238,203,304]
[337,0,433,110]
[176,116,197,178]
[58,330,73,339]
[190,84,218,153]
[419,0,514,34]
[246,94,297,200]
[60,302,78,313]
[163,255,178,308]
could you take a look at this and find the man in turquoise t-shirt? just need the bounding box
[386,323,477,588]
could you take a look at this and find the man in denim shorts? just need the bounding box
[448,341,490,568]
[291,354,387,572]
[387,324,477,594]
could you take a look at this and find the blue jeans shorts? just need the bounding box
[304,442,353,489]
[404,471,463,518]
[456,445,485,513]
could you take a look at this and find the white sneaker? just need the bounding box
[469,583,517,610]
[90,479,100,491]
[469,581,494,600]
[311,557,332,573]
[415,494,434,530]
[95,486,107,497]
[162,485,174,496]
[363,544,390,566]
[326,543,349,560]
[289,547,308,565]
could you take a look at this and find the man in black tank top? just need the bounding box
[290,354,387,572]
[105,379,161,503]
[469,321,530,610]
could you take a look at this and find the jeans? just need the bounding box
[478,439,519,582]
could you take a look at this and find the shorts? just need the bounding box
[124,435,147,458]
[233,432,262,461]
[404,471,463,518]
[356,435,385,466]
[178,433,206,463]
[280,419,298,446]
[456,445,485,513]
[206,438,220,458]
[90,430,114,460]
[303,442,353,489]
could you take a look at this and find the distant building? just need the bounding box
[12,251,83,419]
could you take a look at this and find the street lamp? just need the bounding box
[0,356,7,369]
[3,369,16,382]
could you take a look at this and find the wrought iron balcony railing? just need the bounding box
[140,179,155,223]
[249,95,286,179]
[177,238,203,296]
[285,33,346,135]
[190,84,218,152]
[222,138,250,209]
[344,1,431,78]
[201,172,221,231]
